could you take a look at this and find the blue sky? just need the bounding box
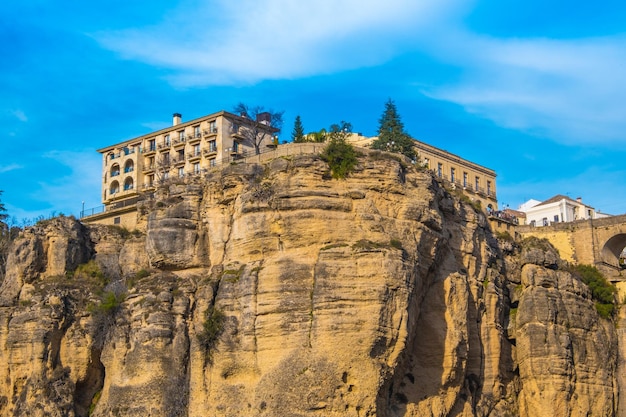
[2,0,626,221]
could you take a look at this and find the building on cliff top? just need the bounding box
[81,112,497,228]
[83,111,278,227]
[345,134,498,212]
[518,194,611,227]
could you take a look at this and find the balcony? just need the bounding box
[203,126,218,137]
[187,134,202,145]
[157,142,170,151]
[142,183,156,191]
[143,145,157,156]
[187,151,202,162]
[172,156,186,166]
[203,146,218,157]
[230,126,246,140]
[173,138,186,148]
[142,164,155,173]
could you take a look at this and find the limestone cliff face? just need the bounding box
[0,151,619,416]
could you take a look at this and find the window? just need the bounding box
[111,164,120,177]
[475,176,480,191]
[164,135,170,146]
[163,152,170,165]
[178,130,185,140]
[194,162,201,173]
[110,180,119,195]
[209,120,217,133]
[177,149,184,162]
[149,139,156,151]
[233,142,239,152]
[463,172,468,188]
[208,140,217,152]
[194,125,201,137]
[530,220,536,227]
[114,217,121,225]
[232,123,239,133]
[147,174,154,187]
[194,144,201,156]
[554,215,560,223]
[178,167,185,177]
[542,217,548,226]
[163,171,169,180]
[437,163,443,178]
[423,158,429,168]
[487,180,491,195]
[124,160,134,173]
[209,158,216,167]
[123,177,134,191]
[450,167,455,182]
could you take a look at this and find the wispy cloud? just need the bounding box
[94,0,464,86]
[424,32,626,144]
[0,163,22,173]
[33,150,102,215]
[10,109,27,122]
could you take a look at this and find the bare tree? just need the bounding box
[232,103,284,155]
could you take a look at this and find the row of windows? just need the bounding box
[144,123,218,152]
[434,163,493,194]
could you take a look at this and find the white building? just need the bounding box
[519,195,610,227]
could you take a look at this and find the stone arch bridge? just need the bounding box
[516,214,626,281]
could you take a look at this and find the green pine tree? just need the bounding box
[371,99,416,160]
[291,115,306,143]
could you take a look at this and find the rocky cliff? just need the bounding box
[0,150,619,416]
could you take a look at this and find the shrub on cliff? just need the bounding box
[197,305,225,361]
[572,264,616,318]
[321,137,358,179]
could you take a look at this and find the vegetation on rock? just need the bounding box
[198,305,226,361]
[571,264,616,318]
[320,123,358,179]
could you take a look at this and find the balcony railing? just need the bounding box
[111,171,120,177]
[203,127,218,136]
[173,156,185,165]
[187,151,202,161]
[124,167,134,173]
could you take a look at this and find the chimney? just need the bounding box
[257,112,271,126]
[173,113,182,126]
[576,197,582,203]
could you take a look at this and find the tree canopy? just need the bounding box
[371,99,416,161]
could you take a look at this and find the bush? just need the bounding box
[320,139,358,179]
[572,264,616,318]
[197,306,225,361]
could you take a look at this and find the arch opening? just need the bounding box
[109,180,119,195]
[601,233,626,269]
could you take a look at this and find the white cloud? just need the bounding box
[10,109,28,122]
[0,163,22,173]
[424,32,626,144]
[94,0,465,86]
[34,150,102,215]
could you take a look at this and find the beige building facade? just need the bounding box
[347,134,498,210]
[84,115,497,228]
[86,111,277,227]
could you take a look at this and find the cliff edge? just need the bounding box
[0,151,618,416]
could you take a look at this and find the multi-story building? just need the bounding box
[84,113,497,228]
[518,195,610,227]
[87,111,278,227]
[347,134,498,210]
